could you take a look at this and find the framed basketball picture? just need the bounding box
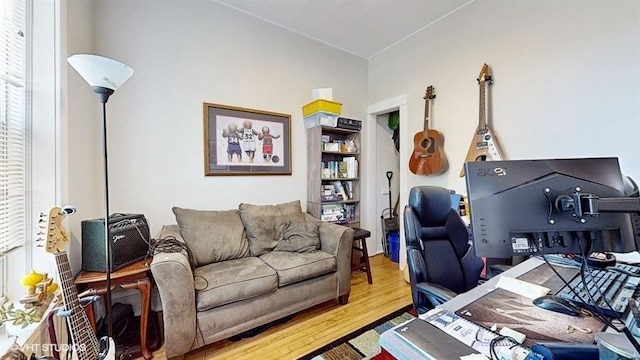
[203,103,292,176]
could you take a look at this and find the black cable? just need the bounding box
[538,238,615,328]
[489,335,519,360]
[146,236,195,270]
[576,233,620,323]
[576,232,640,355]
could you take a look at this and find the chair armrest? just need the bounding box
[415,282,458,305]
[306,214,354,298]
[150,225,196,358]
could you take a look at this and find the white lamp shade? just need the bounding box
[67,54,134,91]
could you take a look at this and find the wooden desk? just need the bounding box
[379,259,544,359]
[74,260,153,360]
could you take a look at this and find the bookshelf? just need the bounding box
[307,126,361,228]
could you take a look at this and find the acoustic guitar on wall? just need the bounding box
[460,63,504,177]
[409,85,447,175]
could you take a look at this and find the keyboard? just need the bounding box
[556,263,640,317]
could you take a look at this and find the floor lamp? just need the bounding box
[67,54,134,339]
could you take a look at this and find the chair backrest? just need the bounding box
[405,186,483,294]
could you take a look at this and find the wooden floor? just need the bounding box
[148,254,412,360]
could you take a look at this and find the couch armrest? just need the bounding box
[150,225,196,358]
[305,214,354,299]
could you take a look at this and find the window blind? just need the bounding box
[0,0,27,255]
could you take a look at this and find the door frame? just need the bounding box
[364,95,408,269]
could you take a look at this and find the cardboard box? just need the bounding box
[302,99,342,117]
[312,88,333,100]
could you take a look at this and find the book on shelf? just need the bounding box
[321,184,341,202]
[321,181,354,202]
[344,204,356,221]
[320,203,345,222]
[330,181,348,201]
[321,160,358,179]
[338,162,348,178]
[343,181,353,199]
[343,157,358,178]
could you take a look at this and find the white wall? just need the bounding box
[374,113,400,253]
[62,0,103,275]
[87,0,368,235]
[368,0,640,266]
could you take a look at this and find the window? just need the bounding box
[0,0,27,295]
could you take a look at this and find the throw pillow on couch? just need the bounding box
[238,200,307,256]
[274,221,321,253]
[172,207,250,267]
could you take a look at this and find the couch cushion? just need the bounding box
[194,257,277,311]
[259,251,336,287]
[239,200,306,256]
[173,207,250,267]
[274,221,321,253]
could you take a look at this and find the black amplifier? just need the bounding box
[337,117,362,131]
[81,213,150,272]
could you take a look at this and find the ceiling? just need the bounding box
[214,0,474,59]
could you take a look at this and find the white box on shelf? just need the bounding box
[312,88,333,100]
[304,112,338,129]
[323,142,340,152]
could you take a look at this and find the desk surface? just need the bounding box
[380,258,547,359]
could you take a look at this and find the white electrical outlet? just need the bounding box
[382,189,390,195]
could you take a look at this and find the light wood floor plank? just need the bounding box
[147,254,411,359]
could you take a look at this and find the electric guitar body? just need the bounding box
[44,207,115,360]
[409,86,447,175]
[460,64,505,177]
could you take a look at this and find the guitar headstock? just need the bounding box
[44,206,76,254]
[477,63,492,84]
[424,86,436,100]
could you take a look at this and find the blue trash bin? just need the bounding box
[388,232,400,263]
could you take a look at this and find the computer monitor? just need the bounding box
[464,157,636,258]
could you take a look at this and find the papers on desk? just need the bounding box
[394,318,483,359]
[495,276,550,300]
[421,307,527,359]
[461,355,490,360]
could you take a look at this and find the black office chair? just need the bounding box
[404,186,484,314]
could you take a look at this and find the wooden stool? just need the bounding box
[352,228,373,284]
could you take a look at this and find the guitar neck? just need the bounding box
[55,252,101,360]
[478,79,487,132]
[423,98,431,132]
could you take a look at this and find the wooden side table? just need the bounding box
[352,228,373,284]
[74,260,152,360]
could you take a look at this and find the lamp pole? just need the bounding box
[99,96,113,338]
[66,54,133,343]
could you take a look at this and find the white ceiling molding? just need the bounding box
[213,0,477,59]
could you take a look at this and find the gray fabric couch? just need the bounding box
[151,201,354,359]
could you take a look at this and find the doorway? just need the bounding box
[363,95,408,269]
[374,113,400,255]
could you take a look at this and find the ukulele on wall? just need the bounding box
[44,206,115,360]
[409,86,447,175]
[460,63,505,177]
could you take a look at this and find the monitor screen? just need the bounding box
[464,157,636,258]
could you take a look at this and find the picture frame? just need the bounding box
[203,103,292,176]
